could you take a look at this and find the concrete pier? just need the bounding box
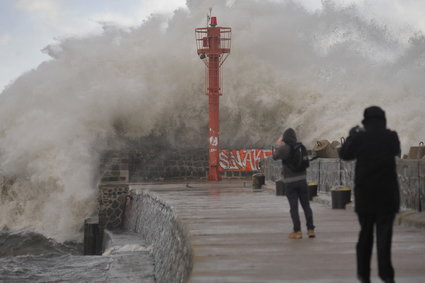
[135,181,425,283]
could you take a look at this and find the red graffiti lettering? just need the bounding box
[218,149,272,171]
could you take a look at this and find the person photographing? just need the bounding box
[339,106,400,283]
[272,128,315,239]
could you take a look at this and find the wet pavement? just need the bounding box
[142,182,425,283]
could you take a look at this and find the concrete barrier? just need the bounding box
[123,189,193,283]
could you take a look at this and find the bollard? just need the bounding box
[84,216,103,255]
[276,180,285,196]
[331,187,351,209]
[259,174,265,185]
[252,173,264,191]
[308,182,318,201]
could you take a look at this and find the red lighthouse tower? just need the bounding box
[195,16,231,181]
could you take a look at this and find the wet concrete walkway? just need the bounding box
[143,182,425,283]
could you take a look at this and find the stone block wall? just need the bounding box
[221,170,253,178]
[129,149,208,182]
[98,148,259,183]
[124,189,193,283]
[98,184,129,229]
[99,151,129,183]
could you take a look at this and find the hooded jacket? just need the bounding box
[272,128,306,183]
[339,107,400,215]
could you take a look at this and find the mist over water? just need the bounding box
[0,0,424,241]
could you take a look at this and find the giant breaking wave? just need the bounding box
[0,0,424,241]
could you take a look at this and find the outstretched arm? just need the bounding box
[391,131,401,157]
[339,126,363,160]
[272,136,289,161]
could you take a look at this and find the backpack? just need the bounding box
[285,143,310,172]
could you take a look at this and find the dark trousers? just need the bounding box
[285,180,315,232]
[357,213,395,281]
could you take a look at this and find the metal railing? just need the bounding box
[262,157,425,212]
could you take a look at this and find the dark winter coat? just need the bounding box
[272,128,306,183]
[339,119,400,215]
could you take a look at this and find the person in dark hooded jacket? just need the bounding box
[273,128,315,239]
[339,106,400,283]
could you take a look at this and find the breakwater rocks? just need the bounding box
[124,189,193,283]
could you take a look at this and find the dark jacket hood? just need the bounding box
[282,128,297,145]
[362,106,387,130]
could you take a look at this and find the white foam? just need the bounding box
[0,0,424,242]
[102,244,152,256]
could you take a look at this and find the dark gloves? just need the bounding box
[349,126,364,137]
[340,126,363,160]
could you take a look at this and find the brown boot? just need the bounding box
[307,230,316,238]
[288,231,302,239]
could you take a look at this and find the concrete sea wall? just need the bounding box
[123,188,193,283]
[100,149,255,183]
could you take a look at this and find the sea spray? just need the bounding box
[0,0,424,241]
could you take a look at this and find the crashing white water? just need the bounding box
[0,0,424,241]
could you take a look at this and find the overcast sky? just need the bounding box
[1,0,424,92]
[0,0,187,91]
